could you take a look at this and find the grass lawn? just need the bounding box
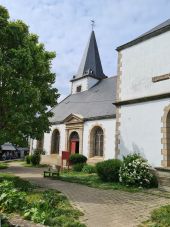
[0,162,8,169]
[139,205,170,227]
[0,173,85,227]
[20,161,48,168]
[59,171,140,192]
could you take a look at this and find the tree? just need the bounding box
[0,5,60,146]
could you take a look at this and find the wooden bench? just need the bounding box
[44,165,61,179]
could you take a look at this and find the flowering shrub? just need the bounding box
[119,153,157,188]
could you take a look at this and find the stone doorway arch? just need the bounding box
[161,105,170,167]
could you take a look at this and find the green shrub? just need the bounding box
[96,159,122,182]
[29,150,41,166]
[69,154,87,165]
[151,205,170,227]
[30,153,41,166]
[82,164,96,174]
[72,163,85,172]
[0,181,26,212]
[150,172,158,188]
[119,153,157,188]
[25,155,31,164]
[0,163,8,169]
[34,149,45,155]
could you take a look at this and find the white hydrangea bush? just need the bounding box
[119,153,156,188]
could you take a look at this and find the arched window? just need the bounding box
[94,127,104,156]
[90,126,104,157]
[51,129,60,154]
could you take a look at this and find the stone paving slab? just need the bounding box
[1,162,170,227]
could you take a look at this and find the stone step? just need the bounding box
[159,185,170,192]
[159,178,170,185]
[87,157,104,165]
[155,167,170,192]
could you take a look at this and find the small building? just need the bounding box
[0,143,16,160]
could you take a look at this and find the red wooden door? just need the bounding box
[70,141,76,154]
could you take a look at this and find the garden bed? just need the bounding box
[59,171,140,192]
[0,162,8,169]
[0,173,85,227]
[139,204,170,227]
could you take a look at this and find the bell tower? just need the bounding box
[71,29,107,94]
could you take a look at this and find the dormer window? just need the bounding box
[76,85,82,93]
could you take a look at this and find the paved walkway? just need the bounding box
[1,162,170,227]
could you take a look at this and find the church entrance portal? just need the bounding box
[70,131,79,154]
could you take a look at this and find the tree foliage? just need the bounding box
[0,5,59,146]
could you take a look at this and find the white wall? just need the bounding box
[43,124,66,155]
[119,98,170,166]
[120,31,170,100]
[71,77,98,94]
[83,118,116,159]
[42,118,116,160]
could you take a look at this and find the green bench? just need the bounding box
[44,165,61,179]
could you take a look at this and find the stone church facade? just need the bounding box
[31,20,170,167]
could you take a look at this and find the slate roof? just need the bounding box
[71,31,106,81]
[50,76,117,124]
[117,19,170,51]
[1,143,16,151]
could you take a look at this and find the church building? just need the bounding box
[32,30,117,164]
[32,19,170,167]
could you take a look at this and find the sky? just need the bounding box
[1,0,170,100]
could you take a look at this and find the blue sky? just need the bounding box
[1,0,170,100]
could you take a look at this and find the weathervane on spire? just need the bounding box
[91,20,95,30]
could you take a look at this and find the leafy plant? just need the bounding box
[151,205,170,227]
[82,164,96,174]
[25,155,31,164]
[69,154,87,165]
[73,163,85,172]
[0,163,8,169]
[0,174,85,226]
[34,149,45,155]
[96,159,122,182]
[119,153,157,188]
[30,150,41,166]
[0,181,26,212]
[0,5,59,146]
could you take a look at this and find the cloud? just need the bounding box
[1,0,170,100]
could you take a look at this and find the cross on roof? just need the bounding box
[91,20,95,30]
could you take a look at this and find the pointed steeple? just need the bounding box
[71,31,106,81]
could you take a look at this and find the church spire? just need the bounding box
[71,29,106,81]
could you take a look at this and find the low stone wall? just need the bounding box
[41,154,61,165]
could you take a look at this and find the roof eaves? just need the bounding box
[116,24,170,51]
[70,74,107,82]
[51,114,116,125]
[84,114,116,121]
